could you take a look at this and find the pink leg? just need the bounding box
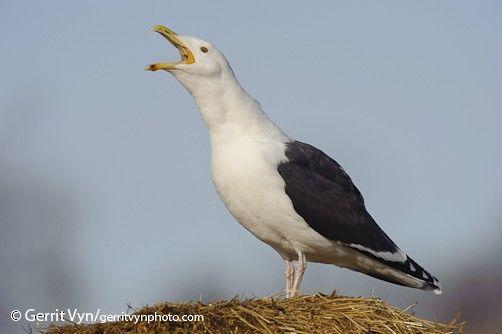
[284,260,294,297]
[290,252,307,297]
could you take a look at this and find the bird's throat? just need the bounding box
[190,78,262,134]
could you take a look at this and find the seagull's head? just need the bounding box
[145,25,234,95]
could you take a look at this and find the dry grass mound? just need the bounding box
[46,294,463,334]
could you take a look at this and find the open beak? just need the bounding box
[145,25,195,71]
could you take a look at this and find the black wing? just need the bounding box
[278,140,398,253]
[278,141,440,288]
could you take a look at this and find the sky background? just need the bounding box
[1,1,501,332]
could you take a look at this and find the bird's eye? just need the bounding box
[200,47,208,53]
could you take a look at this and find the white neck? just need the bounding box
[178,70,288,144]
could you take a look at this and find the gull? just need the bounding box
[146,25,442,298]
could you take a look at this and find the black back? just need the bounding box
[278,141,440,289]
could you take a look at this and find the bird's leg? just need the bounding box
[284,259,294,298]
[290,252,307,297]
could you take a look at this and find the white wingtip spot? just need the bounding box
[432,280,443,295]
[429,276,443,295]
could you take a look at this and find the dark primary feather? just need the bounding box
[277,141,440,289]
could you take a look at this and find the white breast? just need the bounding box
[209,134,335,259]
[211,137,286,236]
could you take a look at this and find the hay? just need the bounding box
[45,294,463,334]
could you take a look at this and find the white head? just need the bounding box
[146,25,238,101]
[146,25,285,140]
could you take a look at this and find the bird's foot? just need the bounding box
[287,289,300,298]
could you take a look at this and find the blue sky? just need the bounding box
[1,1,501,331]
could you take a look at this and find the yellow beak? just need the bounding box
[145,25,195,71]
